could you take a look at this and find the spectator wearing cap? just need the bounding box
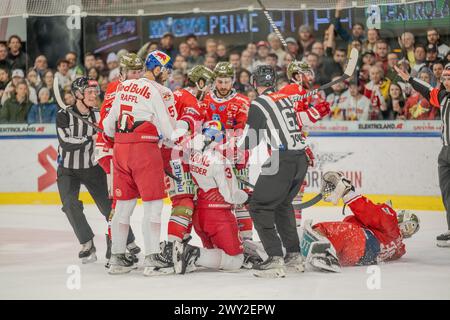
[285,37,301,60]
[426,28,450,59]
[27,87,57,124]
[411,44,427,77]
[65,51,84,81]
[217,42,228,62]
[398,32,416,67]
[55,58,72,91]
[363,29,380,52]
[160,32,178,60]
[0,42,12,74]
[7,35,29,72]
[106,52,120,82]
[425,44,439,69]
[0,79,32,123]
[267,32,286,67]
[297,24,315,56]
[253,41,270,69]
[2,69,37,105]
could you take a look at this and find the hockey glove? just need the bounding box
[305,101,331,123]
[305,145,315,167]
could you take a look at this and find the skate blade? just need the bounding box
[436,240,450,247]
[143,266,174,276]
[108,265,133,274]
[81,253,97,264]
[309,260,341,273]
[253,268,286,278]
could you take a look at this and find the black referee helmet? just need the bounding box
[251,64,276,88]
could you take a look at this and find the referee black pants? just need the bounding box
[57,165,136,245]
[249,150,308,257]
[438,146,450,230]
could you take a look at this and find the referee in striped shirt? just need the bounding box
[395,63,450,247]
[238,65,331,276]
[56,77,136,263]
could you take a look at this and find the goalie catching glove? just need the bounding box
[321,171,354,205]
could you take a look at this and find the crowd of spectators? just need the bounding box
[0,7,449,124]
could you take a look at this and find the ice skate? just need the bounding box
[143,241,174,276]
[104,234,112,269]
[253,256,286,278]
[79,239,97,264]
[284,252,305,272]
[308,250,341,273]
[108,253,135,274]
[436,230,450,247]
[173,237,200,274]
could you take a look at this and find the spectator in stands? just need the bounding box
[297,24,315,56]
[95,56,107,77]
[0,80,32,123]
[282,53,294,74]
[66,51,84,80]
[426,28,450,59]
[34,69,54,104]
[84,52,96,72]
[27,87,57,124]
[350,39,363,55]
[326,74,348,120]
[363,65,390,120]
[395,59,413,97]
[418,68,436,88]
[363,29,379,52]
[106,52,120,82]
[254,41,270,68]
[186,34,204,66]
[87,67,102,84]
[205,38,218,56]
[160,32,178,59]
[229,51,241,71]
[240,49,254,73]
[0,66,9,103]
[137,41,159,61]
[267,32,286,67]
[0,42,12,73]
[178,42,190,60]
[2,69,37,105]
[55,58,71,91]
[361,50,376,66]
[386,52,400,82]
[340,80,370,121]
[173,55,188,74]
[425,44,439,69]
[319,44,346,87]
[375,39,389,74]
[411,44,427,77]
[217,42,228,62]
[265,53,283,76]
[246,43,257,60]
[234,69,252,94]
[306,53,324,86]
[7,35,29,72]
[433,61,445,88]
[398,32,416,67]
[285,37,300,60]
[203,53,217,71]
[333,1,365,46]
[246,89,257,101]
[33,55,47,79]
[168,70,185,91]
[358,63,371,89]
[404,71,439,120]
[26,68,41,90]
[381,82,405,120]
[63,89,75,106]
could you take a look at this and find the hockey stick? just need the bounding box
[291,48,359,102]
[257,0,288,50]
[53,76,103,132]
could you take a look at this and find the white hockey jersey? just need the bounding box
[103,77,177,141]
[188,136,248,205]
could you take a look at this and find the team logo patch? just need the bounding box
[163,91,172,101]
[115,188,122,197]
[218,105,226,111]
[153,51,171,66]
[209,103,216,111]
[212,114,220,121]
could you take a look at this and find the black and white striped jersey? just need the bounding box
[409,77,450,145]
[239,90,306,151]
[56,106,98,169]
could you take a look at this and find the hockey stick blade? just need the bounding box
[53,76,103,133]
[295,193,323,210]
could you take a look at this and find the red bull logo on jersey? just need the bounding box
[121,83,151,99]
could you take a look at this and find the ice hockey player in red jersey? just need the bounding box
[95,53,144,266]
[161,65,215,265]
[103,50,179,275]
[173,120,249,274]
[300,171,420,272]
[203,62,253,240]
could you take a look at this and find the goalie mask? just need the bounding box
[287,61,314,87]
[187,65,215,100]
[397,210,420,238]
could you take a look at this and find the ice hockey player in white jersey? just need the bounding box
[173,120,250,274]
[102,50,183,275]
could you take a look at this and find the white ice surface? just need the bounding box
[0,204,449,300]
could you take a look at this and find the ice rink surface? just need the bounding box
[1,204,449,300]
